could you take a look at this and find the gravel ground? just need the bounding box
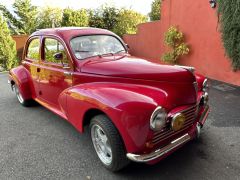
[0,73,239,180]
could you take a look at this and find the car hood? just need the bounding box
[80,56,195,83]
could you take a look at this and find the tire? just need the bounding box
[90,114,130,172]
[13,84,32,107]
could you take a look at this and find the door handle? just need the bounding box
[37,68,40,72]
[63,71,73,76]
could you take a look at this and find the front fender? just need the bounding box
[64,82,168,153]
[9,66,33,100]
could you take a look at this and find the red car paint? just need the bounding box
[9,27,209,160]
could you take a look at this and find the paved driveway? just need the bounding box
[0,73,239,180]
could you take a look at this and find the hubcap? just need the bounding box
[14,85,24,104]
[91,124,112,165]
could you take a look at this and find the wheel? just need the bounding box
[13,84,31,107]
[90,115,129,171]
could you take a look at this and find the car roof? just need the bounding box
[31,27,117,40]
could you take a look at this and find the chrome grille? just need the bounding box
[152,105,197,145]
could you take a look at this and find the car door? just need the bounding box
[22,37,41,99]
[37,36,73,109]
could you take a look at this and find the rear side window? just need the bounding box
[44,38,68,65]
[27,38,40,60]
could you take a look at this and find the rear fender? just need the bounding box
[64,82,167,153]
[9,66,33,100]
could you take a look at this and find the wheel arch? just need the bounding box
[9,66,33,100]
[82,108,107,128]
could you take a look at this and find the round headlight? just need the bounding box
[150,107,167,131]
[202,79,209,92]
[171,113,186,131]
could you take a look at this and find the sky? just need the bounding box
[1,0,152,15]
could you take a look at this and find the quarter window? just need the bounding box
[44,38,68,65]
[27,38,40,60]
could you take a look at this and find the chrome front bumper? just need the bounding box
[126,133,191,162]
[126,104,210,163]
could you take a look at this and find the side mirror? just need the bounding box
[125,44,130,49]
[54,52,63,60]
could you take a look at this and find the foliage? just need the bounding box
[0,0,38,34]
[88,6,119,31]
[0,2,146,37]
[149,0,161,21]
[162,26,189,64]
[88,9,105,29]
[218,0,240,71]
[62,8,89,27]
[101,6,119,31]
[113,9,147,37]
[89,6,146,37]
[0,16,18,70]
[37,7,63,29]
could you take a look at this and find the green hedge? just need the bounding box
[218,0,240,71]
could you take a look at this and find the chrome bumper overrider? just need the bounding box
[126,133,191,162]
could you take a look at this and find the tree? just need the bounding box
[88,9,105,29]
[89,6,119,31]
[0,0,38,34]
[149,0,161,21]
[102,6,119,31]
[0,16,18,70]
[113,9,147,37]
[61,8,89,27]
[37,7,62,29]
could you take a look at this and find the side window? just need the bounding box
[44,38,69,65]
[27,38,40,60]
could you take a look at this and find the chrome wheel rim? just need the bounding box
[91,124,112,165]
[14,85,24,104]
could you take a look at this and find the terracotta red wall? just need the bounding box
[123,0,240,86]
[12,35,29,59]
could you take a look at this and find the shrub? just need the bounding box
[89,7,147,37]
[162,26,189,64]
[62,8,89,27]
[218,0,240,71]
[88,6,119,32]
[113,9,147,37]
[0,16,18,70]
[149,0,162,21]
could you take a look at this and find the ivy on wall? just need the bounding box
[162,26,190,64]
[218,0,240,71]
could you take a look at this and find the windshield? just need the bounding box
[70,35,126,60]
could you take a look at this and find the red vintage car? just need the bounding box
[8,27,209,171]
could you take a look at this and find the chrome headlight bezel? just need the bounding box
[150,106,167,131]
[202,79,209,92]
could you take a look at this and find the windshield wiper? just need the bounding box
[75,50,91,53]
[98,53,114,58]
[114,50,126,54]
[98,50,126,58]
